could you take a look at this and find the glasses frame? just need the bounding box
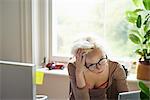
[85,55,108,69]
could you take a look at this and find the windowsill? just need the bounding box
[127,73,137,82]
[36,67,69,76]
[36,67,150,82]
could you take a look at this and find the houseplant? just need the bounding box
[125,0,150,80]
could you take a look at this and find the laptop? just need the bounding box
[118,91,141,100]
[0,60,36,100]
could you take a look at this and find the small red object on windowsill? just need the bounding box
[46,62,64,70]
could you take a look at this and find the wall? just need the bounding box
[37,74,69,100]
[0,0,32,62]
[0,0,2,60]
[1,0,21,61]
[0,0,2,98]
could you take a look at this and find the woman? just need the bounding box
[67,36,128,100]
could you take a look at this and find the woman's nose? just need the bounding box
[96,64,101,70]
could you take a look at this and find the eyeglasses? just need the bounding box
[85,55,108,69]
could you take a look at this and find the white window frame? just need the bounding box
[48,0,70,63]
[31,0,69,65]
[32,0,49,65]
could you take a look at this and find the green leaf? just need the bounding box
[140,91,149,100]
[148,42,150,47]
[143,0,150,10]
[132,0,142,7]
[134,9,144,13]
[129,34,141,44]
[126,11,138,23]
[129,29,143,38]
[135,49,143,56]
[144,30,150,38]
[143,49,148,54]
[144,22,150,32]
[143,38,148,44]
[138,81,150,97]
[144,14,150,25]
[145,13,150,19]
[143,18,148,25]
[146,30,150,36]
[136,15,142,28]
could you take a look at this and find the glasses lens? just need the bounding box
[89,65,96,70]
[98,59,107,65]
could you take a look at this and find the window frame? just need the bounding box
[48,0,70,63]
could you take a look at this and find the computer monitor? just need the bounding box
[0,60,36,100]
[118,90,141,100]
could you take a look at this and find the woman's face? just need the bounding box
[85,48,108,73]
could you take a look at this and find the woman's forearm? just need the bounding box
[75,69,86,88]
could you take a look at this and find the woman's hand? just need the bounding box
[75,48,87,88]
[75,48,87,72]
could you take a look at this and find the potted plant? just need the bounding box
[125,0,150,81]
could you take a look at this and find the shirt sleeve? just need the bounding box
[113,63,129,92]
[67,63,90,100]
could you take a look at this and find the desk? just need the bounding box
[36,68,150,100]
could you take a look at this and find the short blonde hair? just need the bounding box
[71,36,106,56]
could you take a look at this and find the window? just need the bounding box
[51,0,137,62]
[52,0,105,57]
[32,0,137,64]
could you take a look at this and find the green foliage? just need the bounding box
[126,11,138,23]
[126,0,150,62]
[136,15,142,28]
[132,0,143,7]
[129,34,141,44]
[143,0,150,10]
[138,81,150,100]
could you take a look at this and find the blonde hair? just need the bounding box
[71,35,106,56]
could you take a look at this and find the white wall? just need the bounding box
[0,0,32,62]
[0,0,2,60]
[1,0,21,61]
[37,74,69,100]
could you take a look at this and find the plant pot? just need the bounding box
[137,61,150,81]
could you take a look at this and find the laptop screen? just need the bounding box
[118,91,141,100]
[0,61,36,100]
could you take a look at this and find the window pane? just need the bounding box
[52,0,137,59]
[52,0,105,57]
[105,0,137,59]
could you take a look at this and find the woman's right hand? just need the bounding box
[75,48,87,72]
[75,48,87,88]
